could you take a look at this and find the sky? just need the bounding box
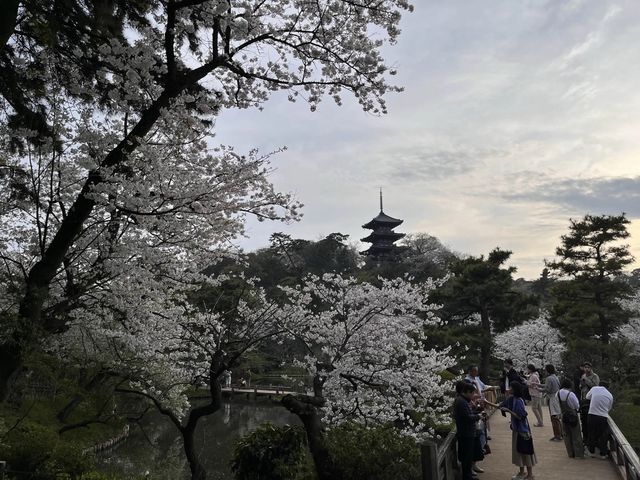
[214,0,640,279]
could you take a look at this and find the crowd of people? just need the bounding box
[453,360,614,480]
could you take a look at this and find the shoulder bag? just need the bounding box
[515,399,535,455]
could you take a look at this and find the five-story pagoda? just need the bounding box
[361,190,405,257]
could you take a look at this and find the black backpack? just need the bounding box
[558,392,579,427]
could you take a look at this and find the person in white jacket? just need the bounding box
[585,382,613,459]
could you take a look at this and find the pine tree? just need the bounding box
[547,214,634,364]
[432,248,536,380]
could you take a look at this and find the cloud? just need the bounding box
[500,175,640,217]
[382,147,510,182]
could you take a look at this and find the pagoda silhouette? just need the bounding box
[361,190,405,257]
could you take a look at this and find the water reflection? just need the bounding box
[97,398,300,480]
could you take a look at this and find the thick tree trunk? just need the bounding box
[182,424,207,480]
[181,360,225,480]
[281,394,342,480]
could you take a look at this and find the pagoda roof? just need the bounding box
[362,211,404,229]
[361,231,405,243]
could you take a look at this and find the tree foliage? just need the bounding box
[492,312,566,370]
[0,0,415,400]
[278,274,454,480]
[48,277,296,480]
[547,214,634,351]
[432,248,536,378]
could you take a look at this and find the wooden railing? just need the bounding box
[608,416,640,480]
[421,390,504,480]
[421,430,458,480]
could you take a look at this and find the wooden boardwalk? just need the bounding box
[479,407,619,480]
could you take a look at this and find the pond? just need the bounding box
[97,398,300,480]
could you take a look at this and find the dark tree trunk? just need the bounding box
[181,424,207,480]
[281,394,342,480]
[180,358,225,480]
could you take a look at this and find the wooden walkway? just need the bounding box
[480,407,619,480]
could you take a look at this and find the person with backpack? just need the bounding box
[557,378,584,458]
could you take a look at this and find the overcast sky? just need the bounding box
[215,0,640,279]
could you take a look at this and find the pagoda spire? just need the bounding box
[361,191,405,257]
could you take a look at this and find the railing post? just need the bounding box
[0,460,6,480]
[421,439,439,480]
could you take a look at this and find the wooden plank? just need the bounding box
[481,406,619,480]
[421,440,439,480]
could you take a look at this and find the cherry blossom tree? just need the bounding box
[278,274,455,480]
[492,312,566,370]
[0,0,415,398]
[615,291,640,354]
[47,276,296,480]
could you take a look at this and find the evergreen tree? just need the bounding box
[432,248,536,380]
[547,214,634,364]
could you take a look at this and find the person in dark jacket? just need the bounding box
[500,359,523,394]
[455,380,483,480]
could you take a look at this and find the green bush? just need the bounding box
[231,423,311,480]
[232,422,422,480]
[325,424,421,480]
[0,420,95,479]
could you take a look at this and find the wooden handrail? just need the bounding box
[436,429,457,467]
[608,416,640,480]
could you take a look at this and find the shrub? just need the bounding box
[231,423,311,480]
[0,420,95,478]
[325,424,421,480]
[232,422,422,480]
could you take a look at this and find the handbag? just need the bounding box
[516,431,535,455]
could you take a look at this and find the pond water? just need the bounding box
[97,398,300,480]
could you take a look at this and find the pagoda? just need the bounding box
[361,190,405,257]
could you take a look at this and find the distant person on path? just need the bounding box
[454,381,483,480]
[558,378,584,459]
[580,362,600,399]
[466,365,497,400]
[487,381,537,480]
[525,364,544,427]
[537,364,562,441]
[586,381,613,459]
[578,362,598,446]
[500,359,523,395]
